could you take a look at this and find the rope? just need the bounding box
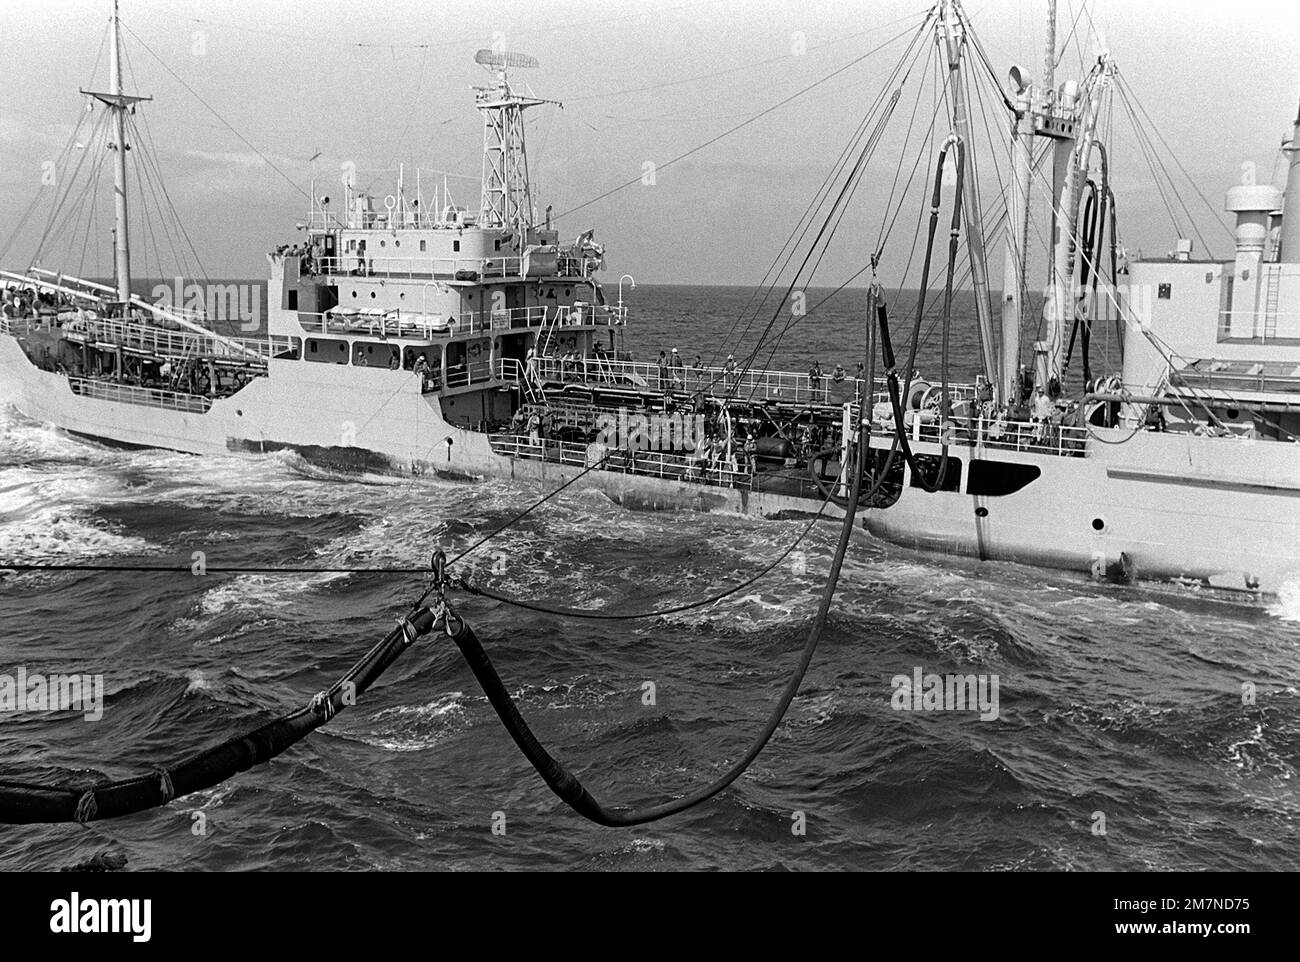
[449,419,870,826]
[459,496,831,620]
[73,790,98,825]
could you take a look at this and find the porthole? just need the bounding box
[1226,408,1239,420]
[975,506,988,518]
[370,291,377,298]
[1091,517,1105,532]
[351,290,357,298]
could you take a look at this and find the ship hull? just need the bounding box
[0,334,839,519]
[864,431,1300,595]
[5,332,1298,595]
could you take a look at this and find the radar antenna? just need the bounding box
[472,50,560,236]
[474,49,539,71]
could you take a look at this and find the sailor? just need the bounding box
[975,373,995,417]
[657,350,669,391]
[669,347,684,387]
[724,353,738,387]
[832,364,846,382]
[1030,388,1054,444]
[808,359,823,401]
[388,352,400,370]
[692,354,703,370]
[413,354,431,388]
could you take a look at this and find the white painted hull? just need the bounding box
[5,332,1298,594]
[865,430,1300,595]
[0,334,839,519]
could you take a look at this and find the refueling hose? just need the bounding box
[0,605,441,824]
[878,138,965,493]
[450,422,870,826]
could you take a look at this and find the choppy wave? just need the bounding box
[3,291,1300,870]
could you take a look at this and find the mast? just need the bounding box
[940,2,998,392]
[1277,96,1300,262]
[108,1,132,304]
[1000,68,1034,405]
[1032,0,1078,397]
[83,0,150,307]
[473,50,558,239]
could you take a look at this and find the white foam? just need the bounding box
[1267,577,1300,622]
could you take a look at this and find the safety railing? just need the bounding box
[296,303,623,339]
[311,254,524,280]
[506,356,957,408]
[442,359,494,389]
[58,317,295,361]
[488,433,753,489]
[875,414,1090,457]
[67,377,213,414]
[1170,364,1300,396]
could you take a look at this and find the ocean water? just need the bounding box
[0,284,1296,871]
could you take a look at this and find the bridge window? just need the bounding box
[453,240,461,252]
[353,340,399,368]
[304,336,350,364]
[1158,283,1171,299]
[420,240,427,252]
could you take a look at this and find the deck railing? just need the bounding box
[297,303,619,339]
[498,355,972,409]
[67,377,213,414]
[58,317,295,362]
[488,433,753,489]
[314,254,524,280]
[881,414,1090,457]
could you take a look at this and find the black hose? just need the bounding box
[881,139,964,493]
[450,418,871,826]
[0,607,439,824]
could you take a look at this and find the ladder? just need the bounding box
[1263,265,1281,340]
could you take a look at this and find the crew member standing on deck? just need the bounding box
[657,350,669,391]
[669,347,683,388]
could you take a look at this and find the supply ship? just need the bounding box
[2,1,1298,596]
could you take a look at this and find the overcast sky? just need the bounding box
[2,0,1299,286]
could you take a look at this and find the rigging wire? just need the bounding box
[459,496,831,621]
[704,15,936,374]
[542,18,927,227]
[122,23,312,203]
